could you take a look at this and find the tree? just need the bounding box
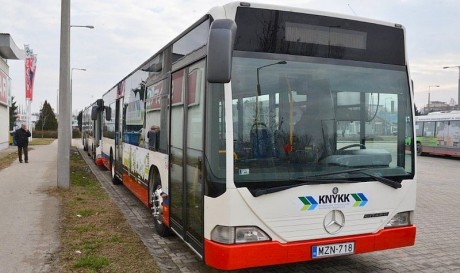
[77,111,83,131]
[35,100,58,131]
[9,96,18,130]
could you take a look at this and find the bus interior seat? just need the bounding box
[274,129,289,159]
[250,122,273,158]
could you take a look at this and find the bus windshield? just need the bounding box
[228,54,414,189]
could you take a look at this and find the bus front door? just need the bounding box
[169,61,205,256]
[115,99,123,181]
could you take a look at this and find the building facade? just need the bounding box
[0,33,25,150]
[423,100,458,114]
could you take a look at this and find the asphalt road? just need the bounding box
[82,148,460,273]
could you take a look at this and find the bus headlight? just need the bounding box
[385,211,411,227]
[211,225,234,244]
[211,225,271,244]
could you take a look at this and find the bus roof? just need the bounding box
[97,1,406,107]
[212,2,404,29]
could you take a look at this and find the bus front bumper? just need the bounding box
[204,225,416,270]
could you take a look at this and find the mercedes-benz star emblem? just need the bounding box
[332,187,339,194]
[323,210,345,234]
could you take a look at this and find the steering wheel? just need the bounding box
[338,144,366,151]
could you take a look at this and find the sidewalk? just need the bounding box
[0,144,16,158]
[0,141,60,273]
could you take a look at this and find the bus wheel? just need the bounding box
[91,145,95,161]
[417,143,423,156]
[110,154,121,185]
[149,170,171,237]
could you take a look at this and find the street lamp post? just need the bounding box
[443,66,460,110]
[255,61,287,130]
[69,25,93,141]
[384,98,393,135]
[71,68,86,87]
[70,24,93,131]
[70,25,94,29]
[58,0,71,189]
[57,3,94,189]
[427,85,440,113]
[256,61,287,96]
[71,68,86,135]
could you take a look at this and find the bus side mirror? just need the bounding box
[96,98,104,110]
[105,106,111,121]
[207,19,237,83]
[91,106,98,121]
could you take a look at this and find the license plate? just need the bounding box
[312,242,354,258]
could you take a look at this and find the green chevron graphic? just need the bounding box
[298,196,318,211]
[351,193,368,207]
[299,197,310,211]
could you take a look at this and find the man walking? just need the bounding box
[14,124,31,163]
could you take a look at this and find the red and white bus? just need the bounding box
[86,2,416,270]
[81,102,99,160]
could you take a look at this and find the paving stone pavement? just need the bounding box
[79,146,460,273]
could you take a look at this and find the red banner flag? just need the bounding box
[0,69,9,105]
[24,45,37,101]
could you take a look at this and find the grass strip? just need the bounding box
[58,148,161,273]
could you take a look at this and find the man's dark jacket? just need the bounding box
[15,128,31,147]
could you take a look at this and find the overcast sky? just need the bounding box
[1,0,460,114]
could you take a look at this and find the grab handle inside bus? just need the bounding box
[207,19,237,83]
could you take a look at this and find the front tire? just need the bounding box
[149,169,171,237]
[417,143,424,156]
[91,145,95,161]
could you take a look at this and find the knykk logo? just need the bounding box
[299,193,368,211]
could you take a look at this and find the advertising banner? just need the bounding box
[24,45,37,101]
[0,69,9,106]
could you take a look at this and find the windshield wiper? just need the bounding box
[251,168,401,197]
[354,169,401,189]
[305,168,402,189]
[251,178,354,197]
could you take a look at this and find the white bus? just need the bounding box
[81,102,98,160]
[415,111,460,157]
[88,2,416,270]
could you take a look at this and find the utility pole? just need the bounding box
[427,85,440,114]
[443,66,460,110]
[57,0,71,189]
